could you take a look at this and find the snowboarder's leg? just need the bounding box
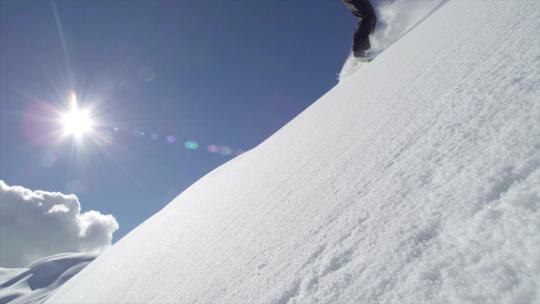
[349,0,377,58]
[352,18,373,57]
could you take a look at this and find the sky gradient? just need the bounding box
[0,0,356,240]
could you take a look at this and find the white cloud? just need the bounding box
[0,180,118,267]
[47,204,70,214]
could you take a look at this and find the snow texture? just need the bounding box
[0,180,118,268]
[0,253,95,304]
[49,1,540,303]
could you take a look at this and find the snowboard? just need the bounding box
[338,53,372,81]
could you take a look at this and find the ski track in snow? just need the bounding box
[48,1,540,304]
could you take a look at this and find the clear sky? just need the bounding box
[0,0,356,240]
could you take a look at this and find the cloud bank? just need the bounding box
[0,180,118,267]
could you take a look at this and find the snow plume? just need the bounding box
[340,0,447,81]
[369,0,447,54]
[0,180,118,267]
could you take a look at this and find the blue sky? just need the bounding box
[0,0,356,240]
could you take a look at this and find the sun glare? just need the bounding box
[60,92,94,138]
[61,108,92,137]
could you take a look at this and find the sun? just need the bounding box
[61,108,92,137]
[60,91,94,139]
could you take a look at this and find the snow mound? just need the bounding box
[0,253,95,304]
[49,1,540,303]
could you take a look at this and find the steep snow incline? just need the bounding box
[0,253,95,304]
[49,1,540,304]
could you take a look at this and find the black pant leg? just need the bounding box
[353,18,372,56]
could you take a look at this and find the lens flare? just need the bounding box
[184,141,199,150]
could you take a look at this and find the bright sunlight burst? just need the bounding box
[60,91,94,138]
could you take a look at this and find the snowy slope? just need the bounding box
[49,1,540,303]
[0,253,95,304]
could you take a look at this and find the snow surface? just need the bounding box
[48,1,540,303]
[0,253,95,304]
